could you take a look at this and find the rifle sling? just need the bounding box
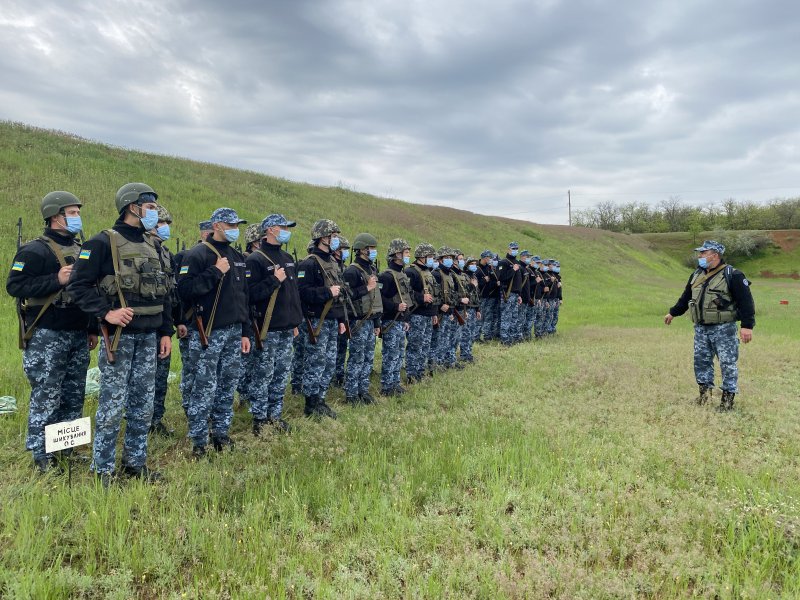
[22,237,75,342]
[691,264,727,288]
[254,249,282,341]
[201,241,225,339]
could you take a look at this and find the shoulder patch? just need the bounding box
[179,265,189,275]
[78,249,91,260]
[11,261,24,271]
[245,269,251,278]
[297,270,305,278]
[742,278,749,286]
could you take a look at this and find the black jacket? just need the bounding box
[477,262,501,299]
[496,254,523,295]
[246,242,303,332]
[343,256,383,327]
[405,262,437,317]
[379,260,411,322]
[68,218,173,336]
[7,229,94,332]
[177,237,251,336]
[297,248,345,321]
[669,262,755,329]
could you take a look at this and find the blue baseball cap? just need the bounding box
[480,249,493,259]
[210,207,247,225]
[261,213,296,229]
[509,241,520,249]
[520,250,531,257]
[694,240,725,254]
[198,220,212,231]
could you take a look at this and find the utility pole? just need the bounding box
[568,190,572,226]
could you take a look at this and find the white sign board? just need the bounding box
[45,417,92,454]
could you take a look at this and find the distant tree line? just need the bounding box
[573,197,800,233]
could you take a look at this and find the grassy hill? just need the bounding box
[1,122,799,598]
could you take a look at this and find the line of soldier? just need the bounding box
[7,185,563,486]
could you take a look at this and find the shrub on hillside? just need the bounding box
[681,230,773,268]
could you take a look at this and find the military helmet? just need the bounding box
[387,238,411,257]
[466,256,478,264]
[352,232,378,251]
[310,219,341,240]
[41,191,82,220]
[244,223,262,245]
[306,239,316,253]
[436,246,455,259]
[414,242,436,258]
[338,236,350,249]
[156,205,172,224]
[115,182,157,213]
[452,248,463,258]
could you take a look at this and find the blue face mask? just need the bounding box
[403,256,411,265]
[698,257,708,268]
[329,237,341,251]
[458,259,465,269]
[63,215,82,235]
[541,266,549,272]
[341,249,350,261]
[276,229,291,244]
[553,267,560,273]
[426,258,435,268]
[468,265,478,273]
[442,258,453,269]
[140,208,159,230]
[510,249,518,257]
[433,260,440,270]
[224,228,240,243]
[368,249,378,261]
[491,260,498,267]
[156,224,170,240]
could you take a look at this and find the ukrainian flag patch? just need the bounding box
[245,269,251,278]
[11,261,24,271]
[78,249,92,260]
[297,270,305,278]
[179,265,189,275]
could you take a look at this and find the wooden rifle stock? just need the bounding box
[453,309,466,326]
[99,323,115,363]
[196,313,209,349]
[252,319,264,351]
[305,316,317,345]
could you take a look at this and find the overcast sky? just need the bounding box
[2,0,799,224]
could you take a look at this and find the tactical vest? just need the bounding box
[461,271,480,307]
[452,271,470,306]
[306,253,343,287]
[688,266,738,324]
[99,231,171,316]
[410,264,441,308]
[25,237,81,308]
[438,271,458,306]
[350,262,383,319]
[383,267,414,311]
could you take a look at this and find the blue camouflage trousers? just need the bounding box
[93,331,156,473]
[480,297,499,340]
[302,318,338,399]
[406,314,433,379]
[23,328,89,461]
[500,293,520,344]
[249,329,294,420]
[541,301,555,334]
[694,322,740,393]
[185,324,242,447]
[291,329,305,391]
[549,302,561,333]
[435,314,457,367]
[533,300,546,337]
[522,303,535,340]
[237,337,258,403]
[458,308,478,360]
[380,320,406,390]
[153,351,171,425]
[345,322,376,396]
[335,332,348,382]
[178,336,193,416]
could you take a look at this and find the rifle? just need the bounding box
[453,308,466,326]
[16,217,27,349]
[196,309,209,349]
[99,322,115,363]
[251,316,264,351]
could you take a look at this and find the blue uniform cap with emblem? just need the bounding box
[520,250,531,257]
[209,207,247,225]
[532,255,541,261]
[694,240,725,254]
[261,213,296,229]
[508,241,520,249]
[198,220,213,231]
[480,249,493,259]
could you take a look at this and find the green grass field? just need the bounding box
[1,123,799,598]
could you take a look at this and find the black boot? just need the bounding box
[359,390,376,405]
[316,398,338,419]
[122,465,164,483]
[304,395,319,417]
[695,385,712,405]
[33,455,57,474]
[212,435,234,452]
[268,418,292,433]
[718,391,735,412]
[252,418,268,436]
[149,421,174,437]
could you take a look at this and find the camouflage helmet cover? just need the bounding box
[436,246,455,259]
[244,223,262,245]
[337,236,350,249]
[40,191,82,220]
[310,219,341,240]
[115,182,157,213]
[156,205,172,224]
[387,238,411,256]
[414,242,436,258]
[352,232,378,250]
